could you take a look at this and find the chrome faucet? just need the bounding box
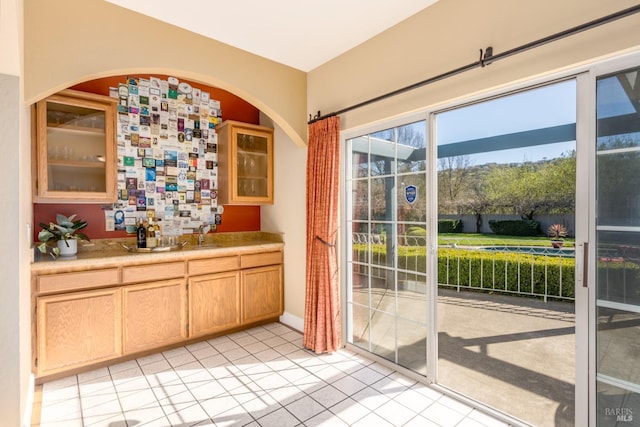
[198,224,207,245]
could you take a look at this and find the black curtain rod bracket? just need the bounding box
[307,4,640,125]
[480,46,494,67]
[308,110,336,125]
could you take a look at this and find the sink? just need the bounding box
[189,243,219,250]
[121,241,188,253]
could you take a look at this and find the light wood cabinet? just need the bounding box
[241,251,283,269]
[189,271,241,338]
[36,288,121,376]
[122,279,188,354]
[34,89,117,203]
[32,246,283,380]
[37,267,120,295]
[242,265,284,324]
[188,255,239,276]
[217,120,274,205]
[121,261,186,284]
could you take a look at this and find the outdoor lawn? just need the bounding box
[437,233,576,247]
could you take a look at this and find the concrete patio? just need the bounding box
[352,287,575,426]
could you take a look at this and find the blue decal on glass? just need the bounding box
[405,185,417,204]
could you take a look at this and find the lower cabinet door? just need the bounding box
[241,265,283,324]
[189,271,241,338]
[122,279,188,354]
[36,288,122,376]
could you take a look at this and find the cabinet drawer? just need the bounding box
[240,251,282,269]
[189,256,239,276]
[37,268,120,294]
[121,261,185,284]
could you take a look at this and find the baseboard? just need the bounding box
[279,311,304,332]
[23,373,35,427]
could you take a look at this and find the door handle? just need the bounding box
[583,241,589,288]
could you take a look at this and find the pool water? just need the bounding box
[481,245,575,258]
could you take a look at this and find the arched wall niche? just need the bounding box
[24,0,308,147]
[28,68,306,147]
[69,73,261,124]
[32,71,271,239]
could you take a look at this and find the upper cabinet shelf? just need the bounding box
[34,89,117,203]
[218,120,274,205]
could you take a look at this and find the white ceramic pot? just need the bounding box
[57,239,78,256]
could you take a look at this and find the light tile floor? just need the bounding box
[37,323,510,427]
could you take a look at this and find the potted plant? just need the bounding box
[547,223,568,248]
[37,214,89,258]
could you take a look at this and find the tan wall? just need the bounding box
[308,0,640,130]
[0,0,20,76]
[260,113,307,324]
[24,0,308,147]
[1,0,32,425]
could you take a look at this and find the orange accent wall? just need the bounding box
[71,75,260,124]
[33,75,261,241]
[33,204,260,240]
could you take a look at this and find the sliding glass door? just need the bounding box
[594,63,640,426]
[434,80,578,427]
[345,121,429,374]
[343,52,640,426]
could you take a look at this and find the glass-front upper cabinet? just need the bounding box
[35,89,117,203]
[218,120,274,205]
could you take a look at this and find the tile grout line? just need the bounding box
[41,323,505,427]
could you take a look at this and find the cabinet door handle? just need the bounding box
[583,241,589,288]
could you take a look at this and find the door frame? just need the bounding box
[339,47,640,427]
[585,50,640,426]
[428,76,587,427]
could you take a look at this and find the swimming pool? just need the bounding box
[480,245,575,258]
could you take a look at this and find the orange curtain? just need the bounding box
[304,116,341,354]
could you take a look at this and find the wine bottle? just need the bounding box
[147,218,157,248]
[137,219,147,248]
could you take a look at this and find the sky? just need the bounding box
[435,75,637,166]
[356,73,636,167]
[436,79,577,166]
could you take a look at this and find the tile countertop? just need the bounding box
[32,231,284,273]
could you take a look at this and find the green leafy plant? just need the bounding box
[438,219,464,233]
[488,219,540,236]
[547,223,568,240]
[37,214,89,257]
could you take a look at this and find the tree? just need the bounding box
[438,155,472,213]
[484,151,576,218]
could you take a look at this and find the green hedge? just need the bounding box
[488,219,540,236]
[438,219,464,233]
[353,244,576,298]
[353,244,640,301]
[403,226,426,246]
[406,226,426,236]
[437,248,574,298]
[597,259,640,304]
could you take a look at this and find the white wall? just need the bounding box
[260,113,307,329]
[0,0,31,425]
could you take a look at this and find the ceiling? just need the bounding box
[105,0,440,72]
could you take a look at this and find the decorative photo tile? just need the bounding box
[107,76,223,235]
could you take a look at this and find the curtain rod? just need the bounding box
[308,4,640,125]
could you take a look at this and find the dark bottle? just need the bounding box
[137,219,147,248]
